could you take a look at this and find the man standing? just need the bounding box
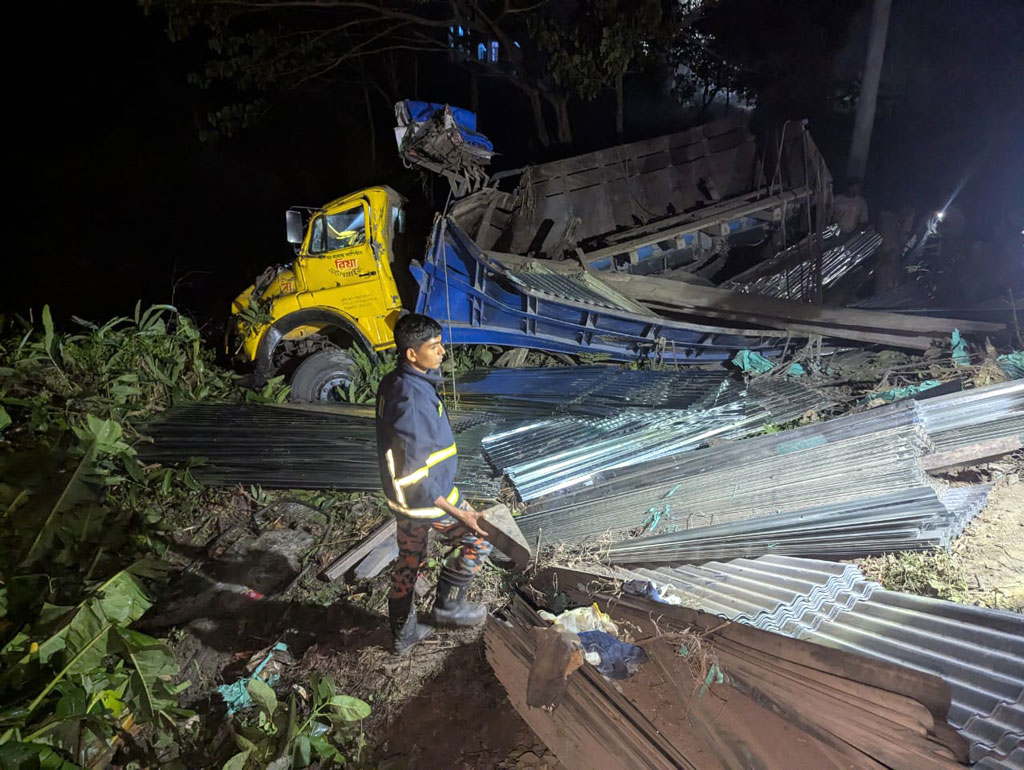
[376,313,493,654]
[833,179,870,235]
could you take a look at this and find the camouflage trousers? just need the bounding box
[390,510,493,600]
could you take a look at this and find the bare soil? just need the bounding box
[955,473,1024,610]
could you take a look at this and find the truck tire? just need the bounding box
[288,349,358,403]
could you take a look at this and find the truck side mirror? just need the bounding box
[286,209,305,244]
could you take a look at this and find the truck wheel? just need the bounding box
[289,349,358,402]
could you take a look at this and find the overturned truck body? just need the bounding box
[445,113,833,281]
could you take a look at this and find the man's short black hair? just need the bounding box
[393,313,442,356]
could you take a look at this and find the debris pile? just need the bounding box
[618,555,1024,767]
[517,379,1023,561]
[486,569,972,769]
[724,225,883,301]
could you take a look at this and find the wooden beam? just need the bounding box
[321,519,396,581]
[922,436,1023,474]
[599,272,1005,336]
[642,299,938,350]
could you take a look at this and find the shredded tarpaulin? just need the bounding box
[621,579,683,606]
[577,630,648,679]
[217,642,289,715]
[676,645,725,697]
[733,350,805,377]
[997,351,1024,379]
[733,350,774,374]
[863,379,941,403]
[538,604,619,636]
[951,329,970,366]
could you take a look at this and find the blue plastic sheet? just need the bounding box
[733,350,803,377]
[863,379,941,403]
[951,329,970,366]
[577,630,648,679]
[217,642,289,714]
[997,351,1024,379]
[732,350,774,374]
[401,100,494,151]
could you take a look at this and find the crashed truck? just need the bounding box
[227,101,977,402]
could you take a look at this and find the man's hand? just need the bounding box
[435,495,487,536]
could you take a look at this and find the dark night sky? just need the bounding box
[7,1,1023,337]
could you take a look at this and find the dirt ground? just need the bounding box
[152,494,552,768]
[954,472,1024,610]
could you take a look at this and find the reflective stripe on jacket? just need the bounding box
[375,361,458,518]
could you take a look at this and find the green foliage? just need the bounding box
[531,0,667,101]
[340,347,396,404]
[223,675,368,769]
[0,304,270,766]
[232,295,275,348]
[442,345,502,375]
[1,303,236,442]
[859,550,971,604]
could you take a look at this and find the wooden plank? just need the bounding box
[321,519,395,581]
[480,503,533,572]
[352,536,399,580]
[642,299,938,350]
[922,436,1023,473]
[599,272,1005,336]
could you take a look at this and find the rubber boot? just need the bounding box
[431,567,488,628]
[388,595,433,655]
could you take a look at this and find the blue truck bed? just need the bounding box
[411,219,783,364]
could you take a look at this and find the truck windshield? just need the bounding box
[308,206,366,253]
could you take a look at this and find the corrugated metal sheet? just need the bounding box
[504,268,649,313]
[919,379,1024,451]
[450,366,728,413]
[471,373,830,501]
[516,424,935,543]
[137,402,502,498]
[622,555,1024,767]
[514,379,1020,549]
[606,485,993,564]
[725,226,884,301]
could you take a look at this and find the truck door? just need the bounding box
[297,202,387,322]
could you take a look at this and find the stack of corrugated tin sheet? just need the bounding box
[516,379,1021,557]
[620,555,1024,767]
[137,402,503,499]
[918,379,1024,450]
[476,375,830,501]
[448,365,730,413]
[605,485,994,564]
[516,422,935,544]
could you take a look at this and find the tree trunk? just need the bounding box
[615,72,624,137]
[545,92,572,145]
[527,88,551,147]
[847,0,891,180]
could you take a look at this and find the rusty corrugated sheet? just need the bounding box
[486,571,969,769]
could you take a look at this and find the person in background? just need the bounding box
[834,179,870,235]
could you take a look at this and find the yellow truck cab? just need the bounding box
[228,185,407,401]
